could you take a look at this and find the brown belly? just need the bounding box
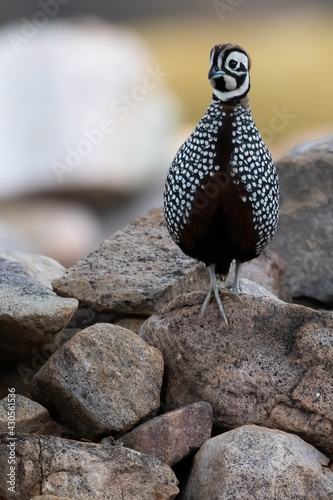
[179,168,257,275]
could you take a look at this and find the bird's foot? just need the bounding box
[200,264,228,325]
[201,282,228,325]
[219,284,242,302]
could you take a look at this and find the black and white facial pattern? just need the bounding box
[209,44,250,103]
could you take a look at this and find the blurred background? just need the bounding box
[0,0,332,266]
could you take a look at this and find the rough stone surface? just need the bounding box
[271,134,333,304]
[235,249,290,302]
[30,323,164,440]
[0,395,77,438]
[184,425,333,500]
[29,496,74,500]
[140,289,333,455]
[0,259,78,362]
[0,434,179,500]
[0,249,66,289]
[121,401,213,466]
[53,208,288,318]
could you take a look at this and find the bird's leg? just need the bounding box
[201,264,228,325]
[231,259,241,294]
[219,260,242,303]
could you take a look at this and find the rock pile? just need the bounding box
[0,136,333,499]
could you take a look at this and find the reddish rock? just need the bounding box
[140,289,333,455]
[121,401,213,466]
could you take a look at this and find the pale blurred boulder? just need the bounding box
[0,199,104,266]
[0,18,177,198]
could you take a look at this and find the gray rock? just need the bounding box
[0,394,76,438]
[0,249,66,289]
[52,208,288,319]
[140,287,333,455]
[184,425,333,500]
[29,496,74,500]
[235,249,290,302]
[0,434,179,500]
[121,401,213,466]
[0,259,78,362]
[271,134,333,304]
[30,323,164,440]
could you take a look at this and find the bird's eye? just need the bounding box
[228,59,238,70]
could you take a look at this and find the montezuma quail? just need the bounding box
[164,43,279,324]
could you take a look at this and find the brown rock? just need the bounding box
[29,496,74,500]
[0,434,179,500]
[121,401,213,466]
[271,134,333,304]
[30,323,164,440]
[184,425,333,500]
[0,395,77,438]
[52,208,288,321]
[140,290,333,455]
[0,259,78,362]
[30,495,75,500]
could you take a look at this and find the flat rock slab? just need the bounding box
[52,208,288,318]
[52,208,207,316]
[121,401,213,466]
[0,259,78,362]
[272,134,333,304]
[184,425,333,499]
[140,289,333,455]
[30,323,164,440]
[0,434,179,500]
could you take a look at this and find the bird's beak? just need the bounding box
[208,66,225,80]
